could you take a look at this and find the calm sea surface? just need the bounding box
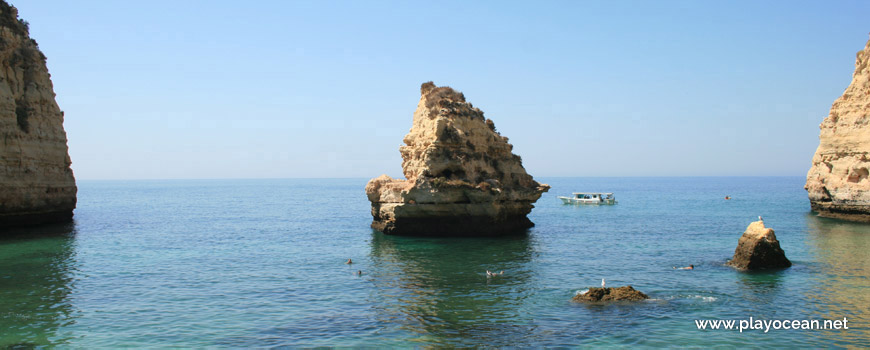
[1,177,868,347]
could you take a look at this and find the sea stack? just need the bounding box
[365,82,549,236]
[727,220,791,270]
[0,2,76,228]
[806,38,870,221]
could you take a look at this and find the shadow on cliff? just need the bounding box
[0,222,77,347]
[365,229,545,347]
[375,225,535,238]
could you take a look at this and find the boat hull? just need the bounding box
[558,196,617,205]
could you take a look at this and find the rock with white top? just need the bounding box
[727,220,791,270]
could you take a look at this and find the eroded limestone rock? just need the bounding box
[727,221,791,270]
[806,38,870,221]
[365,82,549,236]
[0,2,76,228]
[573,286,650,302]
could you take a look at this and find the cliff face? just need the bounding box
[0,2,76,228]
[365,82,549,236]
[806,39,870,221]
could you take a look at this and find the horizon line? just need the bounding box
[75,175,808,181]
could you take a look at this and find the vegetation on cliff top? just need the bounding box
[0,1,30,36]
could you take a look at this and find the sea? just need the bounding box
[1,177,868,348]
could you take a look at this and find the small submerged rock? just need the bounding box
[572,286,649,302]
[727,220,791,270]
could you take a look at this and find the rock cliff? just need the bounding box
[0,2,76,228]
[806,38,870,221]
[365,82,549,236]
[727,220,791,270]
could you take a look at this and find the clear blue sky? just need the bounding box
[15,0,870,179]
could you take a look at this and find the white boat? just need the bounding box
[558,192,617,205]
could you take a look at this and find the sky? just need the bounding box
[13,0,870,179]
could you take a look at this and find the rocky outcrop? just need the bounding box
[0,2,76,228]
[365,82,549,236]
[573,286,649,302]
[806,38,870,221]
[727,221,791,270]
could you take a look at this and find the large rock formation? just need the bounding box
[806,38,870,221]
[727,220,791,270]
[0,2,76,228]
[365,82,549,236]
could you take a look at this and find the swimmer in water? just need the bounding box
[673,264,694,270]
[346,259,353,264]
[486,270,504,277]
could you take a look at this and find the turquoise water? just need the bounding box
[1,177,868,347]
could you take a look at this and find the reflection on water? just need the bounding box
[368,231,539,347]
[804,215,870,347]
[0,223,77,347]
[734,270,785,305]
